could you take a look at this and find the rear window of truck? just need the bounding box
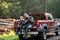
[30,14,46,20]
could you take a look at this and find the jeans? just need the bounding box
[24,24,32,37]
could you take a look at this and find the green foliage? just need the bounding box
[0,0,21,19]
[0,0,60,18]
[0,0,9,18]
[47,0,60,18]
[0,35,18,40]
[8,1,21,19]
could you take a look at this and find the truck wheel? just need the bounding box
[55,28,60,36]
[38,31,47,40]
[42,32,47,40]
[18,35,24,40]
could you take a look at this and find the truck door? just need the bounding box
[47,14,55,30]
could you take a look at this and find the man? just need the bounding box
[23,13,34,38]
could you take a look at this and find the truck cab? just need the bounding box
[29,12,55,31]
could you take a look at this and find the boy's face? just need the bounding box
[20,16,24,20]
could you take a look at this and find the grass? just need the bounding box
[0,31,19,40]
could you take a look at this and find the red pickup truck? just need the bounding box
[14,12,60,40]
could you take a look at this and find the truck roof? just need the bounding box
[45,13,52,16]
[29,12,52,16]
[29,12,44,14]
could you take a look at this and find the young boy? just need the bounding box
[15,16,25,35]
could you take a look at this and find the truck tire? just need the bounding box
[38,31,47,40]
[41,32,47,40]
[55,28,60,36]
[18,35,24,40]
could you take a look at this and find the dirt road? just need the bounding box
[26,34,60,40]
[47,35,60,40]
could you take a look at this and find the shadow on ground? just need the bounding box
[26,36,42,40]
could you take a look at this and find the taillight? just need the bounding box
[14,21,18,28]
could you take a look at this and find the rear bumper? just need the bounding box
[17,32,38,35]
[14,28,39,35]
[14,28,44,35]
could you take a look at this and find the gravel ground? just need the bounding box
[26,35,60,40]
[47,36,60,40]
[26,33,60,40]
